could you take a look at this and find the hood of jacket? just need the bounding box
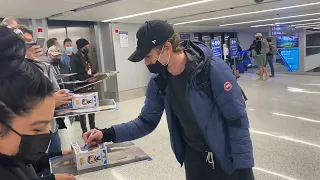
[181,40,213,80]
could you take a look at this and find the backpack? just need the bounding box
[269,43,277,54]
[260,39,270,54]
[197,60,248,102]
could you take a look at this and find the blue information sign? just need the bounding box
[211,39,222,59]
[230,38,238,59]
[278,48,299,71]
[271,26,296,37]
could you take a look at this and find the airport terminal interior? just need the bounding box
[2,0,320,179]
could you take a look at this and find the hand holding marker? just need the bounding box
[83,128,96,149]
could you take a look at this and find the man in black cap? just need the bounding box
[83,20,254,180]
[71,38,97,134]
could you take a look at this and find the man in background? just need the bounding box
[254,33,269,80]
[266,37,275,77]
[61,38,74,70]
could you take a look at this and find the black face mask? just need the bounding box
[256,37,260,40]
[147,45,170,74]
[5,125,52,164]
[82,48,89,55]
[147,61,168,74]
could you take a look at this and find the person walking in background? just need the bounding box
[61,38,74,70]
[266,37,276,77]
[71,38,98,134]
[254,33,269,80]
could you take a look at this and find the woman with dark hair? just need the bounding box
[0,26,75,180]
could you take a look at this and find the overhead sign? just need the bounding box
[230,38,238,59]
[180,33,191,40]
[211,39,222,59]
[271,26,296,37]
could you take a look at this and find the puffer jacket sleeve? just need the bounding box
[112,77,165,142]
[209,57,254,170]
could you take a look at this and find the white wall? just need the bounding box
[111,23,151,92]
[238,31,268,50]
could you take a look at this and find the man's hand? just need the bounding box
[54,89,74,107]
[54,174,76,180]
[26,45,43,60]
[62,150,73,155]
[83,129,103,146]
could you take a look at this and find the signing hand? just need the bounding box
[54,89,74,107]
[83,129,103,146]
[26,45,43,60]
[54,174,76,180]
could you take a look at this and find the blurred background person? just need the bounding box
[61,38,74,70]
[266,37,275,78]
[254,33,268,80]
[1,16,20,28]
[71,38,98,134]
[0,26,75,180]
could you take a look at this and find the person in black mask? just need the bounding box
[0,26,75,180]
[84,20,254,180]
[71,38,98,134]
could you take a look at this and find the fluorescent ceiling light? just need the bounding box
[102,0,215,22]
[220,12,320,26]
[295,25,320,28]
[251,24,275,28]
[174,2,320,25]
[251,19,320,28]
[290,22,320,27]
[276,17,320,25]
[295,26,320,29]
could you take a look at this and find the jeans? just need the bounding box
[265,55,275,75]
[48,130,61,153]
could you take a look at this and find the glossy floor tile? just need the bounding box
[65,73,320,180]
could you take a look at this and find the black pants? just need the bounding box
[185,145,233,180]
[80,114,95,133]
[265,55,275,75]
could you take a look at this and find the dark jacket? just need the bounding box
[254,40,262,55]
[0,153,55,180]
[70,51,93,81]
[50,59,74,90]
[110,40,254,174]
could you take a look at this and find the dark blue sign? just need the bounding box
[230,38,238,59]
[211,39,222,59]
[180,33,191,40]
[278,48,299,71]
[271,26,296,37]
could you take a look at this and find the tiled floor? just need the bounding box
[64,73,320,180]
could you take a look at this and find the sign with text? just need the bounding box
[211,39,222,59]
[279,48,299,71]
[271,26,296,37]
[229,38,238,59]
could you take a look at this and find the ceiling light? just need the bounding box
[251,19,320,28]
[102,0,215,22]
[251,24,275,28]
[220,12,320,26]
[290,22,320,27]
[174,2,320,25]
[295,25,320,28]
[295,26,320,30]
[276,18,320,25]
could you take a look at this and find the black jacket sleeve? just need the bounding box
[34,173,55,180]
[70,54,93,81]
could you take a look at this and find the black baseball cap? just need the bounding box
[128,20,174,62]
